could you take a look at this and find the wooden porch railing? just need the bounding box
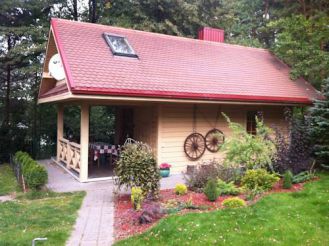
[59,138,81,173]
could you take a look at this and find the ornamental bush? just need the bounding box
[272,110,314,174]
[309,77,329,167]
[221,113,276,170]
[184,160,243,192]
[241,169,279,191]
[292,170,315,184]
[115,142,160,199]
[217,179,241,196]
[203,179,220,202]
[131,187,144,210]
[283,170,293,189]
[14,151,48,190]
[222,197,246,208]
[184,160,221,192]
[175,184,187,195]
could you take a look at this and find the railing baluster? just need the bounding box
[59,138,81,173]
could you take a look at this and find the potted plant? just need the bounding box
[159,163,172,177]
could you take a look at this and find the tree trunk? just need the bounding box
[89,0,97,23]
[31,71,39,158]
[1,35,12,161]
[73,0,78,21]
[298,0,307,17]
[3,35,12,128]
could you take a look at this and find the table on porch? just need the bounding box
[89,142,120,168]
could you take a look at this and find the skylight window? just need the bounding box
[103,33,137,58]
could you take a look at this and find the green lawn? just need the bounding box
[116,172,329,246]
[0,164,19,195]
[0,164,85,245]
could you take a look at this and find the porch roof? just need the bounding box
[39,18,323,105]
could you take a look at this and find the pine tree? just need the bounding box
[310,78,329,167]
[0,0,56,160]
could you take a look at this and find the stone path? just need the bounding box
[66,190,114,246]
[39,159,185,246]
[40,160,115,246]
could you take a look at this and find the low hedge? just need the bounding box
[14,151,48,190]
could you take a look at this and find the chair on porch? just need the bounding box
[105,145,121,171]
[88,147,96,169]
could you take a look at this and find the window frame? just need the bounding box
[103,33,138,58]
[246,111,258,135]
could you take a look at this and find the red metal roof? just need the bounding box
[48,18,322,104]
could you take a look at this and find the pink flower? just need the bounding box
[159,163,172,169]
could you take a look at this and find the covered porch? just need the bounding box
[55,100,158,182]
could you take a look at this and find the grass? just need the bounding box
[0,191,85,245]
[116,172,329,246]
[0,163,86,245]
[0,164,19,195]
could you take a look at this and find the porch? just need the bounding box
[55,101,158,182]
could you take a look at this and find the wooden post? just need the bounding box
[80,103,89,182]
[57,104,64,162]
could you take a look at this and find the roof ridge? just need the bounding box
[51,18,269,53]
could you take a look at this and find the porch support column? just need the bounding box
[57,104,64,162]
[80,103,89,182]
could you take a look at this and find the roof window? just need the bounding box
[103,33,137,58]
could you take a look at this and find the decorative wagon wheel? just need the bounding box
[205,128,225,153]
[184,132,206,161]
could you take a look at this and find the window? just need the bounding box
[246,111,257,135]
[103,33,137,58]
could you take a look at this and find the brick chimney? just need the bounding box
[198,27,224,43]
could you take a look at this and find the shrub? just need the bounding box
[217,165,245,184]
[222,197,246,208]
[175,184,187,195]
[115,142,160,198]
[203,179,220,202]
[272,112,314,174]
[245,187,264,201]
[221,113,276,169]
[241,169,279,191]
[131,187,144,210]
[139,202,165,224]
[184,160,221,192]
[184,160,243,192]
[283,170,293,189]
[310,77,329,166]
[292,170,315,184]
[217,179,241,196]
[14,151,48,190]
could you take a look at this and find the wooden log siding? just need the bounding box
[133,105,158,154]
[157,104,289,173]
[59,138,81,173]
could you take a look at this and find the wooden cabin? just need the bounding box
[38,19,322,182]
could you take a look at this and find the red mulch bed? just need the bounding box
[114,180,304,241]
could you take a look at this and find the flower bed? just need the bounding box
[114,180,304,241]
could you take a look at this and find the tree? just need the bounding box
[0,0,57,160]
[101,0,206,37]
[310,77,329,166]
[268,14,329,89]
[221,114,276,170]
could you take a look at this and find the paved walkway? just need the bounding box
[40,160,184,246]
[40,160,115,246]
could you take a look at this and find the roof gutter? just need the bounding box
[70,87,313,105]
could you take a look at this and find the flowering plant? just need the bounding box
[159,163,172,170]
